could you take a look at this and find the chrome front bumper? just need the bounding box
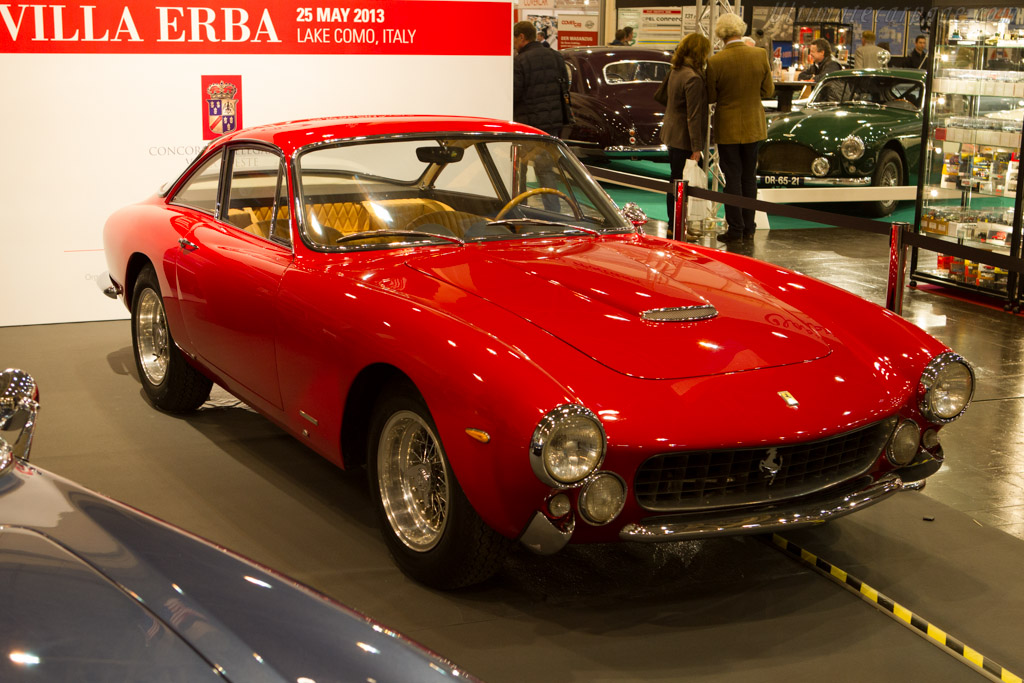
[619,473,908,541]
[758,175,872,187]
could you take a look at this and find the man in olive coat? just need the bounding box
[706,14,774,241]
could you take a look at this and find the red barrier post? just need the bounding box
[886,221,911,314]
[673,180,688,240]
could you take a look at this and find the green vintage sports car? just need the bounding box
[758,69,925,216]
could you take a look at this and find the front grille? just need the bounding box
[634,418,895,511]
[758,142,820,174]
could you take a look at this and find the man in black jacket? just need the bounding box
[798,38,841,83]
[513,21,568,137]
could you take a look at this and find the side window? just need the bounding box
[171,152,223,214]
[224,148,291,245]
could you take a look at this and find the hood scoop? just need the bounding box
[641,304,717,322]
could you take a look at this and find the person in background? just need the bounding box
[661,33,710,237]
[854,30,887,69]
[706,13,774,243]
[513,20,568,210]
[903,34,928,69]
[799,38,841,82]
[742,36,756,47]
[622,26,634,45]
[610,28,627,46]
[513,20,566,137]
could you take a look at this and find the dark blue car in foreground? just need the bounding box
[0,368,474,683]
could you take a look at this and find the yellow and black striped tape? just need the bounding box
[771,534,1022,683]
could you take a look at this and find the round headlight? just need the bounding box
[579,473,626,525]
[811,157,831,176]
[530,405,606,487]
[919,353,974,423]
[887,419,921,466]
[841,135,865,160]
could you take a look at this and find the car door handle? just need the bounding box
[178,238,199,252]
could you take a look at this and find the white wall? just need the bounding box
[0,2,512,327]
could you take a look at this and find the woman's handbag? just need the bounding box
[682,158,710,224]
[653,72,669,106]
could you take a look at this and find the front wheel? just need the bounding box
[368,388,509,589]
[131,266,212,413]
[868,149,903,217]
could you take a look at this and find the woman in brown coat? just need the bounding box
[661,33,710,236]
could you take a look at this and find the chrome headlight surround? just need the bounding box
[919,352,974,423]
[530,405,606,488]
[840,135,865,160]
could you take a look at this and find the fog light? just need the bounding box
[548,493,571,518]
[887,419,921,466]
[811,157,830,176]
[922,428,940,450]
[578,473,626,525]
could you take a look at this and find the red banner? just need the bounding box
[0,1,511,54]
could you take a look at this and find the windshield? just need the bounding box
[295,135,631,250]
[603,60,671,84]
[809,76,923,111]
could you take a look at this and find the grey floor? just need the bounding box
[5,226,1024,682]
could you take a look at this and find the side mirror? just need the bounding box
[0,369,39,471]
[620,202,648,232]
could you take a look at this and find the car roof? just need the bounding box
[825,68,926,81]
[560,46,673,61]
[215,115,547,156]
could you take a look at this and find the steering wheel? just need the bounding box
[495,188,582,220]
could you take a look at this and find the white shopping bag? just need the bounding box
[682,159,710,223]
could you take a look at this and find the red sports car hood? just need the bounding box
[406,238,832,379]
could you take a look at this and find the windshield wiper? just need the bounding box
[485,218,601,236]
[335,230,464,245]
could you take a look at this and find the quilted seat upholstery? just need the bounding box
[406,211,486,238]
[304,198,455,246]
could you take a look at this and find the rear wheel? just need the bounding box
[868,149,903,217]
[368,387,509,589]
[131,266,212,413]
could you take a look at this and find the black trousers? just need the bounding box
[666,146,694,235]
[718,142,759,236]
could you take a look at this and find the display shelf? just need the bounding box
[910,6,1024,307]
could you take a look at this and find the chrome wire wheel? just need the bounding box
[377,410,450,552]
[878,162,899,211]
[135,288,169,386]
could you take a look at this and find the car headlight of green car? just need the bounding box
[841,135,865,160]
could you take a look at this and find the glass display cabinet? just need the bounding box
[910,7,1024,306]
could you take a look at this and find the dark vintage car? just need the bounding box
[759,68,927,216]
[104,116,973,590]
[0,368,472,681]
[560,46,672,160]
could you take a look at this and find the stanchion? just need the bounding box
[886,222,911,314]
[673,180,688,241]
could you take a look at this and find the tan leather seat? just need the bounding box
[406,211,485,238]
[304,199,455,246]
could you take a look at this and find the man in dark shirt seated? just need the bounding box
[799,38,841,82]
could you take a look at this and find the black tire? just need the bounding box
[367,386,509,589]
[868,149,904,217]
[131,266,212,413]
